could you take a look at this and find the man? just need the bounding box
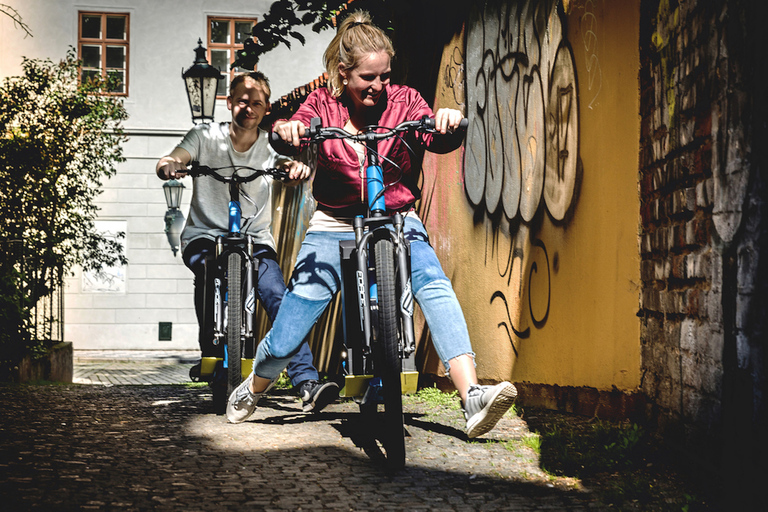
[156,72,338,413]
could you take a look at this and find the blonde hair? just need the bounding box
[323,10,395,98]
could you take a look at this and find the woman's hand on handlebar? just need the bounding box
[433,108,464,134]
[273,119,307,148]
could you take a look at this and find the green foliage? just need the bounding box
[236,0,348,70]
[0,48,127,365]
[235,0,402,70]
[274,370,292,390]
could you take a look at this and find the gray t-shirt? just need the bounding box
[176,122,289,254]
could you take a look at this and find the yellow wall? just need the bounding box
[418,0,641,391]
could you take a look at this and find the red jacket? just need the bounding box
[287,85,462,215]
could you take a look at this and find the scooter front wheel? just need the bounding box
[373,237,405,470]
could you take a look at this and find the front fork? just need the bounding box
[352,213,416,366]
[212,235,258,362]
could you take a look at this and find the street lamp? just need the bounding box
[163,179,185,256]
[182,39,224,123]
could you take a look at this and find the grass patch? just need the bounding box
[274,371,291,390]
[412,385,460,410]
[521,432,542,454]
[522,407,717,510]
[183,381,209,389]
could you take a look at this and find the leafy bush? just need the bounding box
[0,48,128,368]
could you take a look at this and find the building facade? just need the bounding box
[0,0,333,351]
[4,1,767,495]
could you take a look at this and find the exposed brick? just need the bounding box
[641,259,655,282]
[642,287,661,311]
[686,288,704,316]
[693,218,711,245]
[695,180,708,208]
[680,318,697,352]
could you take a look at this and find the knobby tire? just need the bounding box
[373,237,405,469]
[227,252,243,399]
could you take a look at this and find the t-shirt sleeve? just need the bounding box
[176,125,204,162]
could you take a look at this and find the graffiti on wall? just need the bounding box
[460,0,581,352]
[465,0,579,222]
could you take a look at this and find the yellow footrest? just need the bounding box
[200,357,253,381]
[340,371,419,397]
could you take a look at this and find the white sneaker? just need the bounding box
[226,374,275,424]
[463,382,517,438]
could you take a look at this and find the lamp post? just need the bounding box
[163,178,185,256]
[182,39,224,123]
[163,40,223,255]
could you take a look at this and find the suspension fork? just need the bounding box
[212,236,256,344]
[244,236,257,341]
[391,213,416,358]
[353,216,374,355]
[214,237,225,343]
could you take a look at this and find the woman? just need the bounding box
[227,11,517,438]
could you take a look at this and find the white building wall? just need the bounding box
[1,0,333,350]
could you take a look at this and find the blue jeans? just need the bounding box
[183,237,318,386]
[252,216,474,381]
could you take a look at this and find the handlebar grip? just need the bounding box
[269,131,300,157]
[421,116,468,131]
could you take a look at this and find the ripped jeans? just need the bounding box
[252,216,474,380]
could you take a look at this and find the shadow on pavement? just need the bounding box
[0,384,593,511]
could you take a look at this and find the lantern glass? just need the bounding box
[182,39,223,123]
[162,179,185,209]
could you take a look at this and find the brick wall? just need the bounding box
[639,0,767,496]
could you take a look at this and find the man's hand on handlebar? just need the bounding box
[281,160,311,186]
[156,156,189,180]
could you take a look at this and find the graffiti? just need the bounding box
[464,0,580,223]
[448,0,580,350]
[651,0,678,128]
[580,0,603,109]
[442,46,466,110]
[491,291,529,356]
[489,233,551,353]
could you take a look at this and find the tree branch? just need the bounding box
[1,4,32,37]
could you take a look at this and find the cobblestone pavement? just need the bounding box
[73,351,198,386]
[0,353,599,511]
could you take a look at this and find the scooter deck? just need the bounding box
[199,356,252,382]
[340,371,419,397]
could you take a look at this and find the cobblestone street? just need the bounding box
[0,352,598,511]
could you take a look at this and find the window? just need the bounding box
[78,12,129,95]
[207,17,257,97]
